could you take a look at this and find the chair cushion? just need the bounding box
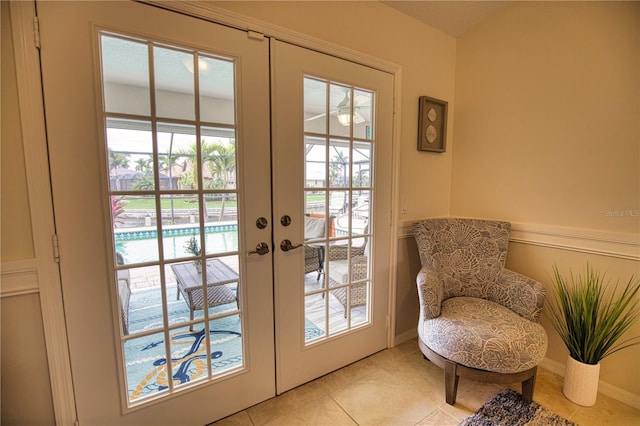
[305,216,325,239]
[329,260,350,285]
[418,296,547,374]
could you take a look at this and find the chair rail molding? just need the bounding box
[399,219,639,261]
[1,259,39,298]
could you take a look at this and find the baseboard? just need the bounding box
[540,357,640,409]
[393,328,417,346]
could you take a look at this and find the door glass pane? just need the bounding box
[304,77,327,134]
[352,142,371,188]
[101,35,150,116]
[100,32,244,407]
[107,119,154,192]
[328,139,350,188]
[154,46,195,120]
[202,127,236,190]
[200,56,235,125]
[303,76,374,344]
[157,122,196,191]
[204,194,238,255]
[353,89,373,140]
[329,84,351,137]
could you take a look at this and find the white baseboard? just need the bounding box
[393,328,417,346]
[540,357,640,410]
[391,338,640,409]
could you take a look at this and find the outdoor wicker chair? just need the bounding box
[304,214,335,280]
[116,253,131,335]
[412,218,548,405]
[327,226,369,316]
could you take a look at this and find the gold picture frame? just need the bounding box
[417,96,447,152]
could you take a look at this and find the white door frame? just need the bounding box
[9,2,77,424]
[11,1,402,423]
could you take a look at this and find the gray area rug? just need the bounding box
[460,388,576,426]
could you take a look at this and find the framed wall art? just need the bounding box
[417,96,448,152]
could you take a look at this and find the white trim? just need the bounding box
[510,222,639,261]
[393,328,418,347]
[387,72,403,349]
[0,259,39,297]
[398,219,640,260]
[540,357,640,410]
[9,2,78,424]
[141,1,401,75]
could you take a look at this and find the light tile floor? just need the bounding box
[210,338,640,426]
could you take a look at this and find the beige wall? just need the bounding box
[452,1,639,233]
[1,1,55,424]
[452,1,640,397]
[214,1,458,219]
[3,1,638,421]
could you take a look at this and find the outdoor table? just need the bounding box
[170,258,239,328]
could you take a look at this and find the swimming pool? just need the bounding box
[115,223,238,265]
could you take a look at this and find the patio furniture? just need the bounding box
[328,255,368,317]
[171,258,239,329]
[412,218,548,405]
[304,214,335,280]
[116,253,131,335]
[326,226,369,316]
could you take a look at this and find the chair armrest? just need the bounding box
[351,256,368,281]
[493,268,546,322]
[416,266,444,320]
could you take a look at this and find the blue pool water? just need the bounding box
[115,224,238,265]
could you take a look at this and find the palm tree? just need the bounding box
[109,149,130,190]
[177,140,236,220]
[206,141,236,220]
[134,158,152,173]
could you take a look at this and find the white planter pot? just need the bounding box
[563,355,600,406]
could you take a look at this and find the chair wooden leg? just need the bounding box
[444,361,459,405]
[521,367,537,403]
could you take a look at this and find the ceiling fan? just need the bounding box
[304,91,369,125]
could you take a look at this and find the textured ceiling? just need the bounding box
[381,1,510,38]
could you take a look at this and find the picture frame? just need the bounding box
[417,96,448,152]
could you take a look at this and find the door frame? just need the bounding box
[12,1,402,423]
[9,1,77,424]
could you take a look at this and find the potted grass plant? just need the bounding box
[546,264,640,406]
[184,235,202,273]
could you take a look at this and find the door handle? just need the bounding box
[247,242,270,256]
[280,239,303,252]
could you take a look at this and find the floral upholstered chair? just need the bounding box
[412,218,548,405]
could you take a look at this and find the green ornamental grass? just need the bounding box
[545,264,640,365]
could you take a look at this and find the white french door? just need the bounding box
[38,1,395,423]
[39,1,274,424]
[272,40,394,392]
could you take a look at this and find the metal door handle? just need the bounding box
[247,242,270,256]
[280,239,303,252]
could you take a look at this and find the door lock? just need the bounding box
[256,217,268,229]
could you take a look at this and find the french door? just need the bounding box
[272,40,394,393]
[38,1,394,424]
[39,2,274,424]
